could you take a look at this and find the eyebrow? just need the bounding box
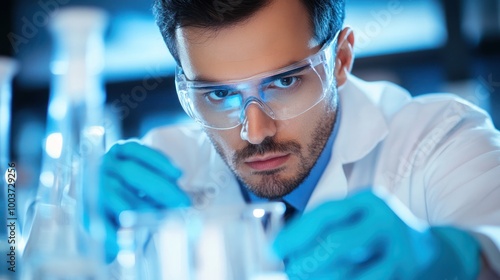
[192,58,307,84]
[193,64,310,91]
[196,84,236,91]
[261,64,310,84]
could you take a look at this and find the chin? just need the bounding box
[242,170,302,199]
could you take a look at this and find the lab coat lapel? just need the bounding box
[305,75,389,211]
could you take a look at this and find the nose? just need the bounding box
[240,103,277,144]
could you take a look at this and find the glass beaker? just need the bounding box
[115,202,288,280]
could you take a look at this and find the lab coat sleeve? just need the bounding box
[420,100,500,275]
[142,124,245,207]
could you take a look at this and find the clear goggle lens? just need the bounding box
[176,33,338,130]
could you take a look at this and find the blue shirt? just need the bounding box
[239,106,341,213]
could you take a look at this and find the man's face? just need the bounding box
[176,0,338,199]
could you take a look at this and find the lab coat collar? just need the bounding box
[335,74,389,164]
[305,74,390,210]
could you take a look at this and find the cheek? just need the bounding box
[278,120,307,139]
[205,128,245,157]
[280,101,336,144]
[279,109,324,139]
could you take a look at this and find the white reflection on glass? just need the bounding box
[40,171,55,187]
[48,97,68,121]
[253,208,266,218]
[45,132,63,159]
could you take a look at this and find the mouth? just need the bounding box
[244,153,291,171]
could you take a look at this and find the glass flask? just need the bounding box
[21,7,109,280]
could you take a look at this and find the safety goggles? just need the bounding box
[175,32,339,130]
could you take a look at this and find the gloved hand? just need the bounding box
[273,190,481,280]
[98,140,191,262]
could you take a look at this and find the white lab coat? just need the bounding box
[143,74,500,276]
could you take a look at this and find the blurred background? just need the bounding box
[1,0,500,216]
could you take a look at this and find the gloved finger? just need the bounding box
[102,142,191,208]
[300,271,349,280]
[285,241,390,280]
[273,200,368,257]
[274,190,392,257]
[105,141,182,179]
[313,201,402,278]
[285,251,351,280]
[284,222,389,275]
[287,261,394,280]
[287,271,347,280]
[103,159,191,208]
[285,255,350,280]
[104,217,120,263]
[346,253,396,280]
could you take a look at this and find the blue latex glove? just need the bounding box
[99,141,191,262]
[273,191,481,280]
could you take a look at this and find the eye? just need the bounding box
[272,76,299,89]
[206,89,231,101]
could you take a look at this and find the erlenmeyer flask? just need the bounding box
[21,7,109,279]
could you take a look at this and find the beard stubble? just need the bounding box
[208,101,337,199]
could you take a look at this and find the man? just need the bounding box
[100,0,500,278]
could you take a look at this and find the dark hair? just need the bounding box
[153,0,345,65]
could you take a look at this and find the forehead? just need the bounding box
[175,0,318,82]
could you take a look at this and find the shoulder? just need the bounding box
[376,80,499,166]
[142,123,206,148]
[372,83,500,197]
[347,74,492,128]
[387,93,495,144]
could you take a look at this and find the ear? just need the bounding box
[334,27,355,87]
